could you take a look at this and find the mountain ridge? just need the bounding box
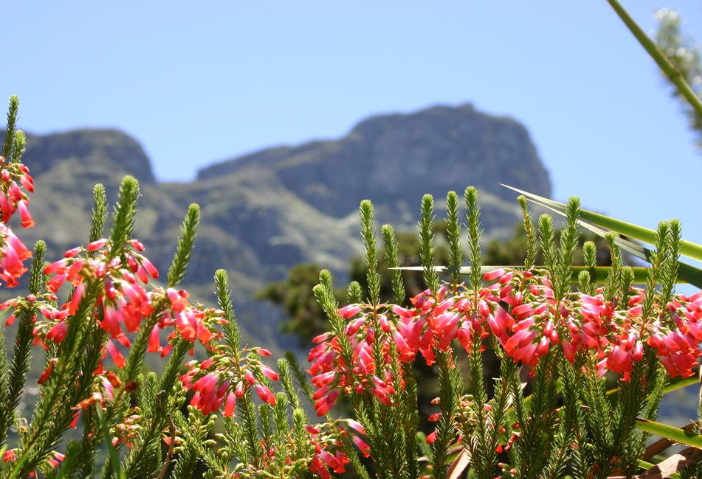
[198,104,550,214]
[6,103,552,353]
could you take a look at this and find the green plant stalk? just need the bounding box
[6,282,102,479]
[606,0,702,121]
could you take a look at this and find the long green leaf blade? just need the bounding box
[503,185,702,262]
[502,185,702,288]
[635,418,702,449]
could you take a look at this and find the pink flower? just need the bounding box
[224,392,236,417]
[338,304,362,319]
[255,384,276,405]
[106,341,126,368]
[0,224,31,287]
[47,322,68,343]
[17,200,34,228]
[352,435,371,457]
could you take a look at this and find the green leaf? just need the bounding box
[605,0,702,123]
[635,418,702,449]
[604,374,697,398]
[503,185,702,288]
[503,185,702,261]
[662,376,698,395]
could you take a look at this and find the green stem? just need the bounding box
[606,0,702,119]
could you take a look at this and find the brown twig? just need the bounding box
[156,416,177,479]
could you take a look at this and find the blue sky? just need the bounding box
[5,1,702,248]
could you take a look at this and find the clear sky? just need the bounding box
[5,1,702,249]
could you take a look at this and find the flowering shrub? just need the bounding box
[0,96,363,479]
[3,4,702,474]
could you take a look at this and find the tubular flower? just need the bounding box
[305,422,353,479]
[146,287,225,353]
[0,156,35,226]
[320,268,702,388]
[0,293,57,349]
[308,302,409,415]
[646,291,702,378]
[180,346,278,416]
[42,238,155,346]
[0,223,31,287]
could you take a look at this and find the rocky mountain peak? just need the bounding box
[19,129,156,185]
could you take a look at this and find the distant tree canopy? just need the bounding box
[258,222,619,348]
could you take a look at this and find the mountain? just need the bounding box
[199,104,550,232]
[9,103,551,352]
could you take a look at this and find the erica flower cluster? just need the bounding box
[306,420,369,479]
[0,155,35,227]
[0,224,31,287]
[180,346,278,416]
[146,287,226,356]
[0,156,34,288]
[37,238,159,367]
[309,268,702,417]
[478,269,702,379]
[25,237,222,374]
[309,303,405,416]
[2,449,64,476]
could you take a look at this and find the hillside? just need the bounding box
[9,103,551,352]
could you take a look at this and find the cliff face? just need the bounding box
[11,104,551,352]
[22,129,156,184]
[199,104,550,222]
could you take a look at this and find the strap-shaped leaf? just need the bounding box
[604,375,697,399]
[503,184,702,261]
[636,418,702,449]
[642,423,697,461]
[503,185,702,288]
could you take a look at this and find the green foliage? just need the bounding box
[445,191,463,288]
[2,95,19,160]
[518,195,537,269]
[381,224,405,304]
[430,353,461,479]
[418,195,439,295]
[0,241,46,447]
[167,204,200,288]
[108,176,140,258]
[361,200,382,305]
[465,186,482,293]
[89,184,109,244]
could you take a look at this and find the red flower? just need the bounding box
[0,157,35,226]
[0,223,31,287]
